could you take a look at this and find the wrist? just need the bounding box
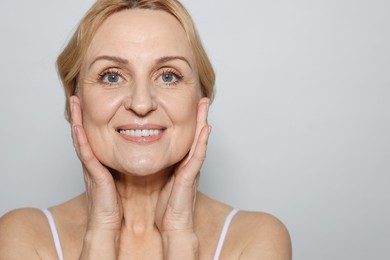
[80,230,119,260]
[162,231,199,260]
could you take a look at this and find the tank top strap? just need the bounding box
[42,209,64,260]
[213,208,239,260]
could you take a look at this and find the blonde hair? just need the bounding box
[57,0,215,121]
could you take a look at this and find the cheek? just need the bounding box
[78,89,124,159]
[165,89,198,126]
[79,89,123,126]
[179,103,197,132]
[79,90,122,167]
[165,93,199,154]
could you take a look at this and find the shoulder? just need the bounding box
[0,208,47,242]
[0,208,51,259]
[197,194,292,259]
[229,211,292,260]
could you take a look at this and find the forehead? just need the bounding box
[85,9,194,65]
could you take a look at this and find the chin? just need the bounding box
[97,144,191,178]
[109,157,175,177]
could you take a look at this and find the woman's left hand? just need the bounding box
[155,97,211,258]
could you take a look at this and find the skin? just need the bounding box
[0,9,291,260]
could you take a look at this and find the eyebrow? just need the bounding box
[89,55,129,69]
[157,56,193,70]
[88,55,193,71]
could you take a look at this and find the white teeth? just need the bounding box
[119,129,162,137]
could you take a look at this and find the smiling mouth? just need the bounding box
[118,129,163,137]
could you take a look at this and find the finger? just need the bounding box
[70,95,86,157]
[176,124,211,187]
[70,97,110,185]
[70,95,83,126]
[191,174,200,211]
[194,97,210,146]
[73,125,111,185]
[167,180,199,224]
[172,123,210,215]
[185,98,210,164]
[70,96,82,156]
[162,176,196,230]
[197,97,210,126]
[162,126,210,221]
[155,175,175,230]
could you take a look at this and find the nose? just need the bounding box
[124,80,157,116]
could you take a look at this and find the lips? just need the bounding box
[116,124,166,144]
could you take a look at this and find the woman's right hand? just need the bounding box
[70,95,122,259]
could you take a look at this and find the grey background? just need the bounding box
[1,0,389,259]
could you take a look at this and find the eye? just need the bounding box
[98,70,124,85]
[162,73,176,83]
[159,69,183,86]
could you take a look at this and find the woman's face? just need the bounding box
[77,9,202,176]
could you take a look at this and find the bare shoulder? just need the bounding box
[0,208,52,259]
[197,194,292,259]
[229,211,292,260]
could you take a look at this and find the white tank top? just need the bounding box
[42,208,239,260]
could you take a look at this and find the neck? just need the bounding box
[111,168,172,235]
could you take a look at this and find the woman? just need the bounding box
[0,0,291,259]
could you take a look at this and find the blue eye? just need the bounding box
[161,73,177,83]
[106,73,120,83]
[159,70,183,86]
[98,70,123,85]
